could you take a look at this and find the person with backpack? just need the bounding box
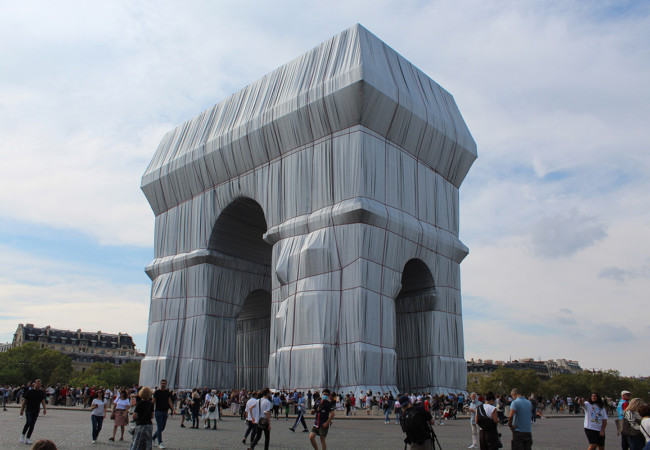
[399,395,437,449]
[477,392,500,450]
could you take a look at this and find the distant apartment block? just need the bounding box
[12,323,143,371]
[467,357,583,380]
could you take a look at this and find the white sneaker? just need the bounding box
[91,440,96,444]
[20,435,25,443]
[158,444,166,449]
[26,438,33,445]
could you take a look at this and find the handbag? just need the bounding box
[621,412,643,438]
[257,400,269,430]
[209,404,216,412]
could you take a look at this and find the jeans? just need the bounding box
[22,410,39,438]
[628,435,646,450]
[91,415,104,440]
[152,411,168,444]
[384,408,391,422]
[395,409,401,423]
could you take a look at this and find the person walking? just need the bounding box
[242,391,259,446]
[90,389,107,443]
[508,388,533,450]
[19,379,47,445]
[309,389,335,450]
[151,379,174,449]
[250,387,272,450]
[109,389,130,442]
[289,392,309,433]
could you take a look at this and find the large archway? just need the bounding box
[209,198,272,389]
[395,258,436,393]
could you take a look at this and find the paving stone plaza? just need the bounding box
[1,406,589,449]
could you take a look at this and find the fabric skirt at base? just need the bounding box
[130,424,153,450]
[114,409,129,426]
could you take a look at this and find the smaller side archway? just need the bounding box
[394,259,436,393]
[236,289,272,390]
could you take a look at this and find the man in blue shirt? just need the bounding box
[617,390,631,450]
[508,389,532,450]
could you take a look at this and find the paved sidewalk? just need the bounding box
[1,407,590,449]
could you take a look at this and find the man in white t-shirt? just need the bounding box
[242,391,259,445]
[250,388,272,450]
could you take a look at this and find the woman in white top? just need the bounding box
[478,392,499,450]
[584,392,608,450]
[110,390,131,442]
[90,390,107,443]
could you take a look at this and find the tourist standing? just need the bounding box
[477,392,500,450]
[398,395,436,449]
[90,389,107,443]
[508,388,533,450]
[623,398,645,450]
[584,392,607,450]
[151,379,174,449]
[19,379,47,445]
[130,386,154,450]
[468,392,482,448]
[618,390,632,450]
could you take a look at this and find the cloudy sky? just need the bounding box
[1,1,648,377]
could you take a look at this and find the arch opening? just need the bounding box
[209,198,272,390]
[236,289,272,390]
[209,197,271,265]
[395,259,436,393]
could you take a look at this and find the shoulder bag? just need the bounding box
[257,399,269,430]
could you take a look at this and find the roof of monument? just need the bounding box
[142,24,477,215]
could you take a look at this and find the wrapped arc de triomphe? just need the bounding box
[139,24,476,395]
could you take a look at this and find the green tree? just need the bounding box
[478,367,541,396]
[0,343,72,385]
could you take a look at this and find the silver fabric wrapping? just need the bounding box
[140,24,476,395]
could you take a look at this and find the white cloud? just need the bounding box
[0,245,150,350]
[1,1,649,376]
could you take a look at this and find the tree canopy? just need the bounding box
[0,344,139,388]
[469,367,650,401]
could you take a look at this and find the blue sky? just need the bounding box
[1,0,649,376]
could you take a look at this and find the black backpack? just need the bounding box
[477,404,497,431]
[400,408,431,445]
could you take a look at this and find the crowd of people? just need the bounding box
[4,380,650,450]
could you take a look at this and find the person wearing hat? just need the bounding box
[617,390,632,450]
[399,395,436,449]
